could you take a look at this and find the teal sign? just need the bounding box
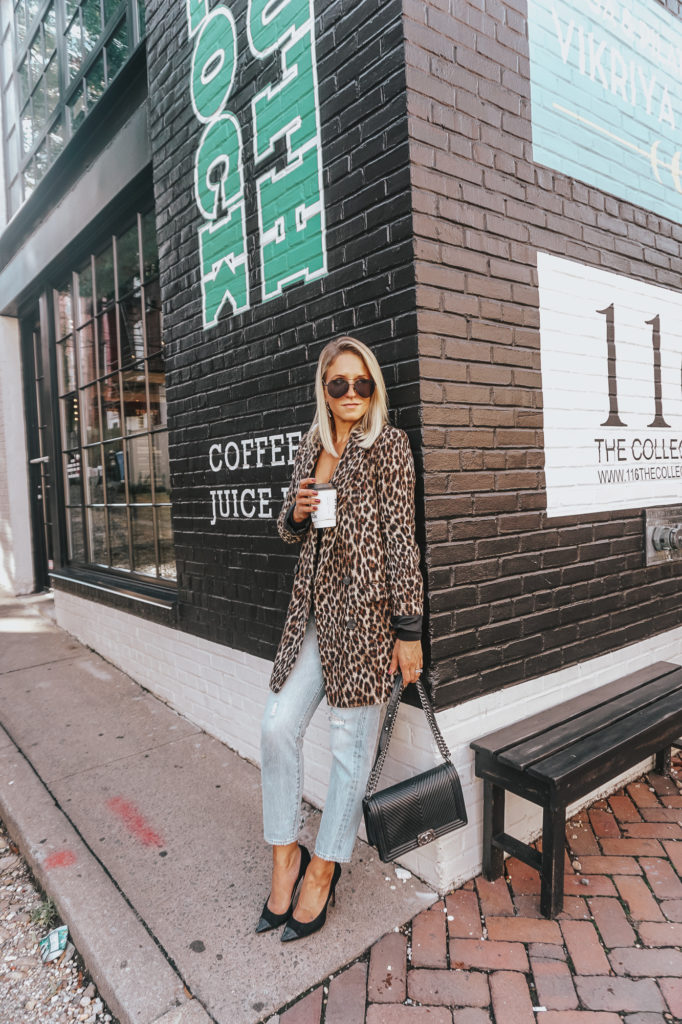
[527,0,682,225]
[186,0,327,328]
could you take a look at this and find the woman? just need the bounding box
[258,336,424,942]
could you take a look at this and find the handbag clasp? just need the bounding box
[417,829,436,846]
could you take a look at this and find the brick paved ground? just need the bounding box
[272,751,682,1024]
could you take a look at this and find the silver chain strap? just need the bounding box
[365,675,452,798]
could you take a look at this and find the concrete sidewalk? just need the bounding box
[0,593,434,1024]
[2,592,681,1024]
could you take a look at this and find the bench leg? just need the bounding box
[540,803,566,918]
[482,780,505,881]
[655,747,672,776]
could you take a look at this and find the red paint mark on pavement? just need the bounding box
[44,850,77,869]
[106,796,164,847]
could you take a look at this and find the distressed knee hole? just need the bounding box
[269,701,278,717]
[329,712,346,727]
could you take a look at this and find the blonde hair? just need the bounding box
[309,336,389,456]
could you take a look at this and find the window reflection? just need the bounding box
[145,279,162,355]
[84,445,103,504]
[108,506,129,569]
[131,505,155,575]
[157,507,174,579]
[140,209,158,279]
[117,221,140,296]
[61,392,80,448]
[152,431,170,501]
[103,440,125,500]
[57,335,76,394]
[77,261,93,324]
[78,321,96,384]
[148,368,166,429]
[65,14,81,80]
[86,505,107,565]
[56,286,73,339]
[95,242,115,311]
[64,450,82,506]
[122,361,147,433]
[119,290,143,363]
[67,504,86,562]
[97,308,118,376]
[101,373,121,439]
[126,434,151,502]
[81,382,100,444]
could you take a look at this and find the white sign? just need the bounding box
[538,252,682,517]
[206,428,303,525]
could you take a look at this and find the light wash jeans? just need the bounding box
[261,615,384,863]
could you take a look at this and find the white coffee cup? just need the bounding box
[311,483,337,528]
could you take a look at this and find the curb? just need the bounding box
[0,724,212,1024]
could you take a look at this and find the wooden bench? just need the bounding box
[471,661,682,918]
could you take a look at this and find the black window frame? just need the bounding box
[51,207,175,586]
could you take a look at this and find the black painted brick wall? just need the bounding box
[406,0,682,708]
[145,0,422,658]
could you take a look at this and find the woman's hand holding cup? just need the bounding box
[292,478,319,524]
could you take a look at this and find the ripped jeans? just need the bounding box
[260,615,384,863]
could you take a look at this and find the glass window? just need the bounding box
[65,14,81,79]
[48,115,63,158]
[57,335,76,393]
[84,444,104,503]
[95,240,115,310]
[45,55,58,114]
[64,451,83,505]
[61,393,80,449]
[1,0,144,217]
[119,290,142,362]
[103,0,120,23]
[144,278,162,355]
[101,372,121,438]
[97,310,116,373]
[105,16,127,78]
[67,82,84,129]
[131,505,154,574]
[86,51,104,104]
[81,0,102,53]
[108,506,129,569]
[81,381,100,443]
[116,220,139,295]
[66,504,86,562]
[127,433,151,499]
[44,5,56,52]
[156,507,174,579]
[78,321,96,383]
[56,285,73,339]
[86,505,107,565]
[53,209,174,582]
[76,259,93,324]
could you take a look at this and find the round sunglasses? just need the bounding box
[323,376,376,399]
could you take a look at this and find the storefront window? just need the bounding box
[54,209,175,582]
[0,0,144,218]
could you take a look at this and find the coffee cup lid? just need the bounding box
[313,482,335,490]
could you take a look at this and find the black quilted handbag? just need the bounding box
[362,674,467,862]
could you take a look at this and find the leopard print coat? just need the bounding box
[269,423,424,708]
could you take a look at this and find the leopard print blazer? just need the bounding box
[269,423,424,708]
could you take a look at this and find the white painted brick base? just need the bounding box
[54,589,682,893]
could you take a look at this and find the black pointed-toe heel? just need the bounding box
[280,861,342,943]
[256,844,311,933]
